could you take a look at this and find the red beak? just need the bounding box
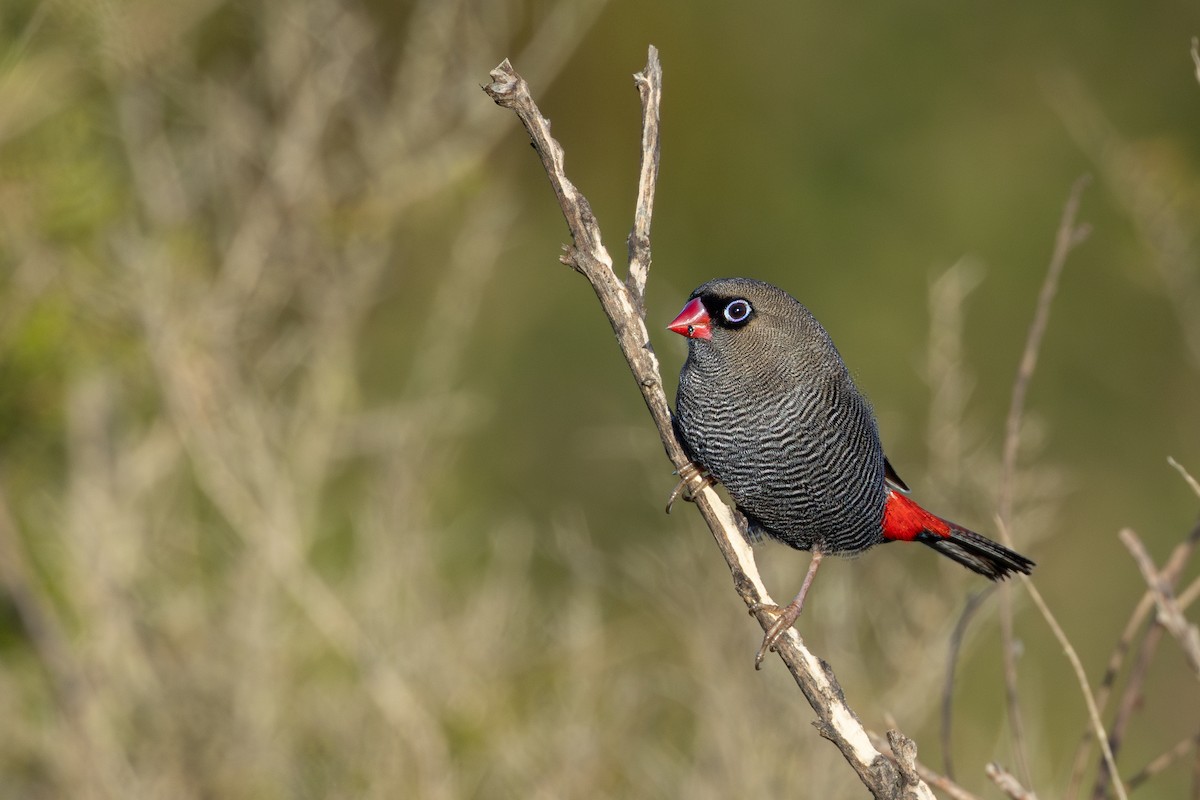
[667,297,712,340]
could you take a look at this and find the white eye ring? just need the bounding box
[723,299,752,323]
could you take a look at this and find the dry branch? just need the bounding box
[1171,456,1200,500]
[1119,528,1200,679]
[869,730,983,800]
[626,56,661,310]
[1068,513,1200,799]
[941,588,991,781]
[987,762,1040,800]
[483,46,934,800]
[1009,527,1125,800]
[1127,731,1200,791]
[996,174,1091,786]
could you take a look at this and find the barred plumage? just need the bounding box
[669,277,1034,573]
[668,277,1034,666]
[673,278,886,555]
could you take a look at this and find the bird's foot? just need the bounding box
[748,550,825,670]
[664,461,715,514]
[749,601,803,670]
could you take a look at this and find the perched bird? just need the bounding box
[667,277,1034,667]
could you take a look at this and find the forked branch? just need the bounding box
[484,47,933,800]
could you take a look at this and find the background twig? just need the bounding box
[942,589,992,780]
[1126,732,1200,792]
[995,174,1091,785]
[1003,522,1126,800]
[868,730,984,800]
[1068,513,1200,799]
[1118,528,1200,678]
[987,762,1040,800]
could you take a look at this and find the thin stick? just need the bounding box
[1182,573,1200,610]
[1074,590,1153,779]
[1095,522,1200,800]
[1119,528,1200,678]
[942,589,992,781]
[626,50,661,309]
[1067,514,1200,799]
[996,174,1092,784]
[484,48,934,800]
[1005,527,1127,800]
[1096,622,1162,800]
[0,479,83,731]
[986,762,1040,800]
[1170,457,1200,500]
[867,730,985,800]
[1126,731,1200,791]
[997,174,1092,525]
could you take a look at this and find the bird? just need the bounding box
[667,277,1034,667]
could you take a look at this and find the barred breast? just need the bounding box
[677,355,885,554]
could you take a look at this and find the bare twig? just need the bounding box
[1068,514,1200,799]
[0,479,75,707]
[887,729,923,789]
[997,522,1124,800]
[1092,523,1200,799]
[1127,731,1200,791]
[1192,37,1200,85]
[0,477,102,788]
[996,175,1091,784]
[987,762,1040,800]
[484,48,934,800]
[998,175,1093,526]
[925,260,994,784]
[1119,528,1200,679]
[1101,623,1164,800]
[626,49,661,310]
[868,730,983,800]
[942,589,992,781]
[1170,457,1200,500]
[1016,563,1126,800]
[1184,575,1200,611]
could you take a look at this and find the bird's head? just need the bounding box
[667,277,843,382]
[669,277,808,343]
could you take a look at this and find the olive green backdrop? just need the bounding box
[1,0,1197,797]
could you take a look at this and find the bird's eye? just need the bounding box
[723,299,752,324]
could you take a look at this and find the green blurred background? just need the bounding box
[1,0,1198,797]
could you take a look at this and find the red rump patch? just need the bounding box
[882,491,951,541]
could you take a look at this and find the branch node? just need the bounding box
[1119,527,1200,679]
[888,730,923,787]
[986,762,1039,800]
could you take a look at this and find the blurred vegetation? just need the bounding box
[0,0,1198,798]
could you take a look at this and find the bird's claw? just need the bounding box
[749,551,824,669]
[664,462,715,514]
[748,602,789,669]
[747,601,783,616]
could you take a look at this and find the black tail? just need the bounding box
[917,524,1035,580]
